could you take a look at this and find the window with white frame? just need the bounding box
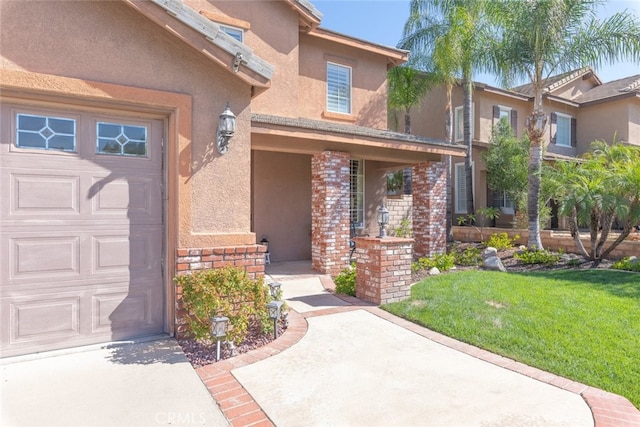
[350,159,364,228]
[327,63,352,114]
[553,113,572,147]
[455,162,474,214]
[16,113,76,152]
[220,24,243,42]
[493,190,515,214]
[454,105,474,142]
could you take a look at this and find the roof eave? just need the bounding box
[123,0,274,90]
[308,27,409,67]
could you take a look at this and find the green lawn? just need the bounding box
[382,270,640,408]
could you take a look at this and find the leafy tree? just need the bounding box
[482,119,530,212]
[546,142,640,261]
[486,0,640,249]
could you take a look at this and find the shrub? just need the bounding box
[453,246,482,266]
[392,218,412,238]
[334,263,357,296]
[612,257,640,272]
[514,248,561,266]
[175,267,272,343]
[413,253,456,272]
[485,232,519,251]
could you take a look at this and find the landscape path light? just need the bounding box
[267,301,284,340]
[210,315,229,362]
[268,282,281,299]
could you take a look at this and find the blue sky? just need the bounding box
[313,0,640,86]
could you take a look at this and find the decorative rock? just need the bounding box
[483,247,498,260]
[429,267,440,275]
[629,256,639,265]
[483,255,507,272]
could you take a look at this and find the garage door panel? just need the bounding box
[9,236,80,280]
[92,228,161,274]
[93,286,162,335]
[9,296,80,343]
[11,173,79,214]
[91,175,160,221]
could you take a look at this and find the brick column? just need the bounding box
[354,237,414,305]
[412,161,447,259]
[311,151,350,275]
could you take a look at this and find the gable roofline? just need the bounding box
[307,27,409,68]
[123,0,274,91]
[287,0,323,31]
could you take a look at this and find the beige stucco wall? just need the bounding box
[549,76,598,100]
[206,0,301,117]
[0,0,254,247]
[252,151,312,262]
[576,99,633,153]
[298,33,390,129]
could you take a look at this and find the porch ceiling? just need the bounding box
[251,114,466,163]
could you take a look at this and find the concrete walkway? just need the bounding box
[1,339,229,427]
[197,261,640,427]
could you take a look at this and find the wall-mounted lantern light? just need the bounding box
[377,204,389,238]
[210,315,229,361]
[216,102,236,155]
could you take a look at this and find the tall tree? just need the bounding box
[387,65,432,134]
[399,0,491,236]
[487,0,640,249]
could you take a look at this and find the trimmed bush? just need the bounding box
[175,267,272,343]
[334,263,356,296]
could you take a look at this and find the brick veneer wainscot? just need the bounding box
[311,151,351,275]
[174,245,267,338]
[412,161,447,259]
[354,237,414,305]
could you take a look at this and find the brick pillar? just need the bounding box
[412,161,447,259]
[311,151,350,275]
[354,237,414,305]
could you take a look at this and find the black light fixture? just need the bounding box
[267,301,283,339]
[216,102,236,155]
[377,204,389,238]
[210,315,229,361]
[260,235,269,253]
[268,282,281,300]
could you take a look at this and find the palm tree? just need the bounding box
[399,0,491,236]
[487,0,640,249]
[387,65,433,134]
[547,142,640,261]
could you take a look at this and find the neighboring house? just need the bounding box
[0,0,465,357]
[394,67,640,227]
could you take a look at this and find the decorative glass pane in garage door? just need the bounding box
[97,122,147,156]
[16,114,76,151]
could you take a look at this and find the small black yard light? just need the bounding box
[210,315,229,362]
[268,282,281,300]
[267,301,283,340]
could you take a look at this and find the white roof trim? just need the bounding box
[151,0,274,80]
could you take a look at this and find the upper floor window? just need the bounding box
[16,113,76,152]
[454,105,474,142]
[220,24,243,42]
[551,112,576,147]
[493,105,518,134]
[327,63,351,115]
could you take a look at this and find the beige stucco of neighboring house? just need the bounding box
[395,68,640,226]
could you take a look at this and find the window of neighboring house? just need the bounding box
[16,113,76,152]
[551,112,576,147]
[327,62,352,115]
[455,162,474,214]
[493,190,515,214]
[454,105,474,142]
[220,24,243,42]
[350,159,364,228]
[492,105,518,134]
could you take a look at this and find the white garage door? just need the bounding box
[0,103,165,357]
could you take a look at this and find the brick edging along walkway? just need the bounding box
[195,298,640,427]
